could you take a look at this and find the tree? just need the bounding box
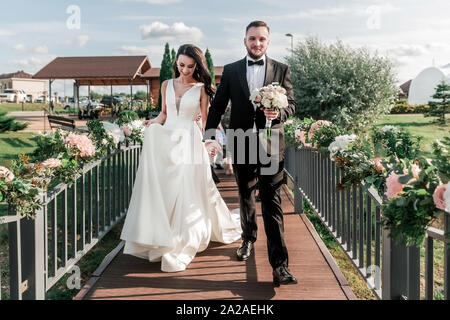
[133,91,147,101]
[426,81,449,124]
[0,110,28,132]
[205,48,215,87]
[287,37,398,132]
[158,43,173,110]
[170,48,176,77]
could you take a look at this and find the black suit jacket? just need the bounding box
[205,56,296,162]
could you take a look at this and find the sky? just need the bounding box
[1,0,450,95]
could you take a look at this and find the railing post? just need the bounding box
[20,192,46,300]
[382,227,408,300]
[294,148,303,213]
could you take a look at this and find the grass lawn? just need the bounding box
[0,102,65,113]
[0,131,38,168]
[375,114,449,155]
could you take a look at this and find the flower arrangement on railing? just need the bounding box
[0,112,146,219]
[284,118,450,247]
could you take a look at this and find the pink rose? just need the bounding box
[385,171,404,200]
[308,120,331,139]
[410,164,421,179]
[0,166,14,182]
[371,157,384,173]
[65,133,96,159]
[254,94,262,103]
[433,183,447,211]
[42,158,62,168]
[121,125,132,137]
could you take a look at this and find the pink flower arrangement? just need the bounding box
[42,158,62,168]
[65,133,96,159]
[385,171,405,200]
[371,157,384,173]
[121,125,132,137]
[308,120,331,140]
[385,164,422,200]
[295,129,311,147]
[433,183,447,211]
[0,166,14,182]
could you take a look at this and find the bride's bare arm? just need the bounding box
[199,86,209,133]
[144,80,168,126]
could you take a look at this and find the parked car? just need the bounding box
[101,95,124,106]
[77,100,103,119]
[0,89,27,102]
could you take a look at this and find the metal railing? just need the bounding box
[285,146,449,300]
[1,143,141,300]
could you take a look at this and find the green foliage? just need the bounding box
[0,110,28,132]
[205,48,215,87]
[372,125,422,160]
[133,90,147,101]
[432,137,450,181]
[159,43,174,110]
[309,124,344,149]
[287,37,398,132]
[88,91,102,101]
[30,129,67,162]
[390,99,429,114]
[426,81,450,124]
[116,110,139,126]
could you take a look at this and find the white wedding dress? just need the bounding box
[120,79,241,272]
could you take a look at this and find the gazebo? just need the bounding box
[33,55,152,111]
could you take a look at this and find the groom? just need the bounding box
[205,21,297,286]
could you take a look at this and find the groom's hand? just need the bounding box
[261,107,279,121]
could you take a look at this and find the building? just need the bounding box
[0,70,47,102]
[141,66,224,106]
[408,66,449,105]
[398,79,412,99]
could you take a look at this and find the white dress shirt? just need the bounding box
[246,55,266,132]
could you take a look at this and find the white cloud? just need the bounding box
[34,45,49,54]
[0,29,13,36]
[13,44,27,52]
[120,45,152,55]
[118,0,182,4]
[140,21,203,42]
[76,35,89,47]
[267,3,399,21]
[387,45,429,58]
[12,55,56,72]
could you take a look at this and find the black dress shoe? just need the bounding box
[273,265,297,286]
[236,240,253,261]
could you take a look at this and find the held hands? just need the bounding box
[143,120,155,127]
[260,107,279,121]
[205,140,222,157]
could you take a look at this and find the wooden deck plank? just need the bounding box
[80,170,355,300]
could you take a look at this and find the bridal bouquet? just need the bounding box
[250,83,289,139]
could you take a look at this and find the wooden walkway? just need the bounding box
[75,170,356,300]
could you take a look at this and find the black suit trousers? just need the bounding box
[232,159,289,269]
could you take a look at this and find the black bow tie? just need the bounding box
[248,59,264,66]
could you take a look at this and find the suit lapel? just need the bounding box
[264,56,276,86]
[237,57,250,99]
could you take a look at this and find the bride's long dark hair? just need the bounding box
[173,44,215,103]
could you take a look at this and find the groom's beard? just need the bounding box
[246,46,266,60]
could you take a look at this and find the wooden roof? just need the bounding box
[33,56,152,85]
[0,70,33,79]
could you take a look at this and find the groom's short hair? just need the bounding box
[246,21,270,34]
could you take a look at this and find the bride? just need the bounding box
[120,44,241,272]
